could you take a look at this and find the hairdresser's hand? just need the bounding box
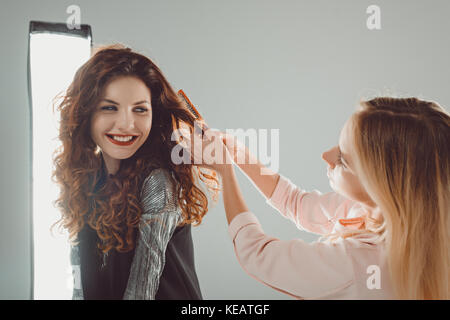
[178,127,234,176]
[221,132,258,167]
[220,132,280,198]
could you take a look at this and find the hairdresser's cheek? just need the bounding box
[340,173,367,202]
[329,170,351,197]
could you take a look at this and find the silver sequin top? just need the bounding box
[70,168,183,300]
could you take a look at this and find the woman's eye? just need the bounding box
[100,105,117,111]
[134,106,149,113]
[99,105,149,113]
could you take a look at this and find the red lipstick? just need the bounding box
[105,134,138,146]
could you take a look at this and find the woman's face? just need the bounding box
[321,117,376,209]
[90,76,152,173]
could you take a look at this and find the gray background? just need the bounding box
[1,0,449,299]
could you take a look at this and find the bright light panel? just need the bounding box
[29,33,90,299]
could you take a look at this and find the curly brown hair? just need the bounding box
[51,43,219,254]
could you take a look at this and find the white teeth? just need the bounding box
[109,135,134,142]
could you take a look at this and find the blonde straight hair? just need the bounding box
[321,97,449,299]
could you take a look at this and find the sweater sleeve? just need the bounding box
[266,174,351,235]
[228,212,354,299]
[123,168,182,300]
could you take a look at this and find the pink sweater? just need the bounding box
[228,174,395,299]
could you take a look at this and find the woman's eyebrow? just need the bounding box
[101,98,150,105]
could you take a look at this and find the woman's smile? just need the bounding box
[106,133,139,146]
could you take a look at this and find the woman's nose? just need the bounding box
[116,110,136,131]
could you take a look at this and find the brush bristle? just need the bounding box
[178,89,202,120]
[177,89,209,136]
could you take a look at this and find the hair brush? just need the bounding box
[177,89,209,132]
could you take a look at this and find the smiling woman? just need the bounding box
[90,76,154,174]
[51,43,220,300]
